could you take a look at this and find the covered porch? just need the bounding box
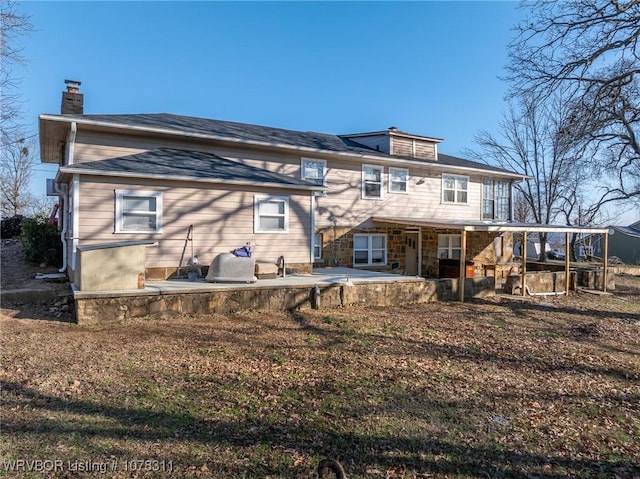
[372,216,611,301]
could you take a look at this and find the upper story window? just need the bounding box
[301,158,327,186]
[362,165,383,199]
[254,195,289,233]
[442,174,468,204]
[389,167,408,193]
[115,190,162,233]
[483,179,511,220]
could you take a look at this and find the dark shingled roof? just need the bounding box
[64,148,320,189]
[53,113,520,176]
[59,113,390,158]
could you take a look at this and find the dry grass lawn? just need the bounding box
[1,277,639,478]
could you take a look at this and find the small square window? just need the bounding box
[115,190,162,233]
[301,158,327,186]
[254,195,289,233]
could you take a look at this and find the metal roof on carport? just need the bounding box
[372,217,611,234]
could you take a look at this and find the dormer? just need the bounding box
[342,126,443,161]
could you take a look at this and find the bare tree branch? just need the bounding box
[507,0,640,199]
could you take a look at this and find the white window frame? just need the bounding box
[313,232,323,260]
[254,195,289,233]
[442,174,469,204]
[353,233,387,267]
[301,158,327,186]
[362,164,384,200]
[437,234,462,259]
[389,167,409,194]
[115,189,163,234]
[483,179,511,220]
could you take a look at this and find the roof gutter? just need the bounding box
[57,166,326,192]
[39,115,527,181]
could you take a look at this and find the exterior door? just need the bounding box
[405,232,419,275]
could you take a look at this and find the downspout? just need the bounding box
[310,194,316,265]
[66,122,79,274]
[55,122,77,273]
[55,183,69,273]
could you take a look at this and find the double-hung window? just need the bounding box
[115,190,162,233]
[483,179,511,220]
[254,195,289,233]
[389,167,408,193]
[442,174,468,204]
[438,234,461,259]
[353,234,387,266]
[362,165,383,199]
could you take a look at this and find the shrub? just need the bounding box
[20,216,62,267]
[1,215,25,238]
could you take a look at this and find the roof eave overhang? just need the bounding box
[39,114,525,180]
[342,130,444,143]
[57,166,325,193]
[372,216,610,234]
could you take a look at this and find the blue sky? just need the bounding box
[16,1,638,224]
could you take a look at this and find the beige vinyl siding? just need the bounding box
[73,132,148,164]
[314,163,483,228]
[70,128,499,237]
[76,177,312,268]
[72,131,304,177]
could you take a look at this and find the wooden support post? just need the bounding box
[603,231,609,293]
[459,229,467,302]
[521,231,527,296]
[565,232,570,294]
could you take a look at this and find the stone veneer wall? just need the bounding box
[73,277,496,324]
[317,225,512,279]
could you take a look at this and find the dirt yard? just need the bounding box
[1,241,639,478]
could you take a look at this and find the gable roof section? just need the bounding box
[40,113,524,178]
[58,148,324,192]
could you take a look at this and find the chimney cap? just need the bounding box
[65,79,81,87]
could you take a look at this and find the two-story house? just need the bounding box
[39,83,527,284]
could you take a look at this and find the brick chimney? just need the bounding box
[61,79,83,114]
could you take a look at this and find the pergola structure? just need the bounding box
[373,217,611,302]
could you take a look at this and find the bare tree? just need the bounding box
[0,136,36,216]
[1,0,33,144]
[513,189,534,223]
[466,94,595,260]
[507,0,640,200]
